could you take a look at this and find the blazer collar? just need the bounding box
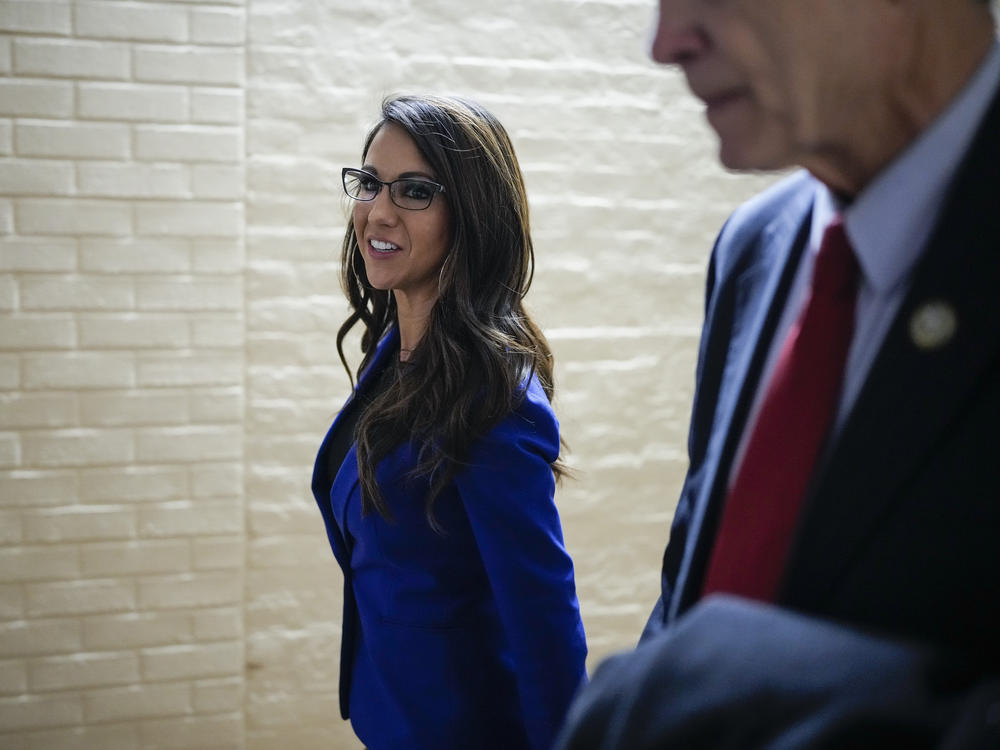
[357,325,400,389]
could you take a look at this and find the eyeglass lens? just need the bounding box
[343,170,439,210]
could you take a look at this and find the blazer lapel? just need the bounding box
[670,185,816,619]
[311,326,400,719]
[311,326,400,567]
[783,86,1000,603]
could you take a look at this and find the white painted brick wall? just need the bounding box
[13,38,131,80]
[133,45,244,86]
[191,88,244,125]
[1,0,247,745]
[15,120,132,159]
[134,125,242,161]
[74,2,188,44]
[0,0,795,746]
[0,2,73,36]
[78,82,189,122]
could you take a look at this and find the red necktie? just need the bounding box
[702,216,859,601]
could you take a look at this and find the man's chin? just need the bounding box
[717,139,795,174]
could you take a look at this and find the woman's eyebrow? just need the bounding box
[360,164,437,181]
[399,171,437,180]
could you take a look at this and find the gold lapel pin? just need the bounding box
[909,300,957,350]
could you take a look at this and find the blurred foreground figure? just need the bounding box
[557,1,1000,747]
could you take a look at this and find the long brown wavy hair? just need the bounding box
[337,94,563,528]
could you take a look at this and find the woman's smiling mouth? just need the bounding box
[369,239,401,254]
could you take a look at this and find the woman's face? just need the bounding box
[353,122,450,309]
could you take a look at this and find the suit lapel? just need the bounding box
[671,185,816,618]
[783,86,1000,604]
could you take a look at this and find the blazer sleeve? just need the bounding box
[453,377,588,750]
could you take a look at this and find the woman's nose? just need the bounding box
[365,186,398,225]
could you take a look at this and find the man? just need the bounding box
[556,0,1000,747]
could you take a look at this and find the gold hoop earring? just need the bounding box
[437,261,448,297]
[352,251,371,290]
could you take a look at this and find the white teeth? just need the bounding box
[370,239,399,252]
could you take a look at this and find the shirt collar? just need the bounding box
[811,38,1000,294]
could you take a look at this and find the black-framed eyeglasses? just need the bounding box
[342,167,446,211]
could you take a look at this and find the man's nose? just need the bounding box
[649,0,707,65]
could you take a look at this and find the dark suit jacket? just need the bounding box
[648,82,1000,655]
[312,328,587,750]
[557,81,1000,749]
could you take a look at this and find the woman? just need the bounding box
[311,94,588,750]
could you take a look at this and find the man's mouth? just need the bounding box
[702,88,746,115]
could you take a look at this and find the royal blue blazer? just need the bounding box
[312,328,588,750]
